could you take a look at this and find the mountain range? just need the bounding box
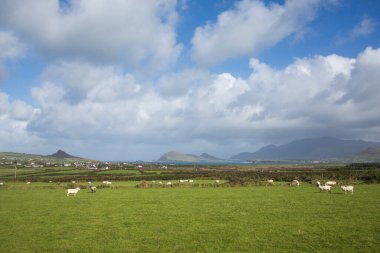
[158,137,380,162]
[230,137,380,161]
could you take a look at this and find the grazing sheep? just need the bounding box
[71,181,76,184]
[325,181,337,186]
[67,187,81,196]
[316,181,331,193]
[102,181,112,185]
[189,179,194,183]
[167,182,172,185]
[49,180,53,183]
[0,182,4,185]
[291,180,300,187]
[90,186,97,193]
[267,179,274,185]
[179,179,189,183]
[341,185,354,194]
[26,181,31,184]
[87,181,92,185]
[215,180,220,184]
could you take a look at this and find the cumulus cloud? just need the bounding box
[0,0,182,72]
[191,0,328,66]
[18,47,380,159]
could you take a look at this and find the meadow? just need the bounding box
[1,182,379,252]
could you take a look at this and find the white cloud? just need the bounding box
[0,31,26,60]
[1,47,380,160]
[351,16,376,38]
[0,92,43,154]
[0,0,182,72]
[336,16,377,45]
[0,30,26,79]
[191,0,327,66]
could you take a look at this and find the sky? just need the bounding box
[0,0,380,161]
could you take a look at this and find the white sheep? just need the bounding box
[291,180,300,187]
[26,181,31,184]
[90,186,97,193]
[325,181,337,186]
[67,187,81,196]
[316,181,331,193]
[267,179,274,185]
[215,180,220,184]
[71,181,76,184]
[189,179,194,183]
[167,182,172,185]
[87,181,92,185]
[341,185,354,194]
[0,182,4,185]
[102,181,112,185]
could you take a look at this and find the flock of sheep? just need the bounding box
[315,180,354,194]
[65,178,355,197]
[266,179,354,194]
[66,180,110,196]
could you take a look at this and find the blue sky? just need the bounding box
[0,0,380,161]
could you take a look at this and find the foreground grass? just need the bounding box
[0,184,379,252]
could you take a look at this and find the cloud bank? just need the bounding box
[0,47,374,160]
[0,0,181,72]
[0,1,379,160]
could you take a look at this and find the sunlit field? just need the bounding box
[1,183,379,252]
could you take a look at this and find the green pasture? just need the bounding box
[96,169,142,175]
[0,184,379,252]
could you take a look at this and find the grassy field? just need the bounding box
[0,183,379,252]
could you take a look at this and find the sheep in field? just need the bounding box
[325,181,337,186]
[290,180,300,187]
[67,187,81,197]
[316,181,331,193]
[90,186,97,193]
[102,181,112,185]
[341,185,354,194]
[267,179,274,185]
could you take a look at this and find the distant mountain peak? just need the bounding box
[158,151,224,162]
[199,153,223,160]
[50,150,77,158]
